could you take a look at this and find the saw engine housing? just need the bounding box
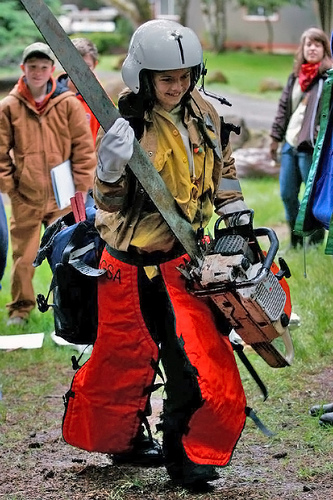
[183,212,293,368]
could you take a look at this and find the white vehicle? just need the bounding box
[58,6,118,34]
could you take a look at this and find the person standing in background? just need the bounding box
[0,42,96,327]
[270,27,333,249]
[58,37,101,145]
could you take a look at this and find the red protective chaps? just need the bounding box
[62,250,246,465]
[62,250,159,453]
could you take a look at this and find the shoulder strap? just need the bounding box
[62,221,106,277]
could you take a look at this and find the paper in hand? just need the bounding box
[51,160,75,209]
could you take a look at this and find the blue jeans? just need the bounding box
[279,142,313,226]
[0,194,8,286]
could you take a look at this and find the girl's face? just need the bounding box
[153,68,191,111]
[303,37,324,64]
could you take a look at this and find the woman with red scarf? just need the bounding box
[270,28,332,249]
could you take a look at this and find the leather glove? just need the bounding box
[97,117,135,183]
[216,199,251,225]
[270,138,279,162]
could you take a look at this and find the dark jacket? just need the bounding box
[270,73,326,152]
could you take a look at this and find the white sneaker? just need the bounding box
[7,316,27,327]
[289,312,300,330]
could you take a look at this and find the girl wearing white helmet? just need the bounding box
[75,19,248,490]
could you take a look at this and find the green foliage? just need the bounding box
[0,0,61,66]
[71,31,129,55]
[237,0,305,13]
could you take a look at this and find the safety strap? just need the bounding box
[231,341,268,400]
[246,407,275,437]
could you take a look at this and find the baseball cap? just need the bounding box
[22,42,55,64]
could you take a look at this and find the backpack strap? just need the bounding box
[62,221,106,277]
[246,407,275,437]
[33,211,75,268]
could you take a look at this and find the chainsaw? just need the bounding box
[178,210,294,368]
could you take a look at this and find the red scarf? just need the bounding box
[298,62,321,92]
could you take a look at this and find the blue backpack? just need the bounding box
[34,206,105,345]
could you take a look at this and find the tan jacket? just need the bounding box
[94,88,243,252]
[0,83,96,207]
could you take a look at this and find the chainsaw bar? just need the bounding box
[19,0,202,264]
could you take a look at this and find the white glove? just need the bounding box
[216,199,251,225]
[97,117,135,183]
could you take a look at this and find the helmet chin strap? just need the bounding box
[198,63,232,107]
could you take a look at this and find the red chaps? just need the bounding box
[62,250,246,465]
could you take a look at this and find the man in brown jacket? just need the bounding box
[0,42,96,326]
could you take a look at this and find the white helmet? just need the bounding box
[122,19,203,94]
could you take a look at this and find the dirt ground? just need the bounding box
[1,360,333,500]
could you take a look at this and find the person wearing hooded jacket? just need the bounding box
[0,42,96,326]
[270,27,332,249]
[62,20,248,490]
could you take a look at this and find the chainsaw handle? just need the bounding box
[196,226,279,293]
[253,227,279,270]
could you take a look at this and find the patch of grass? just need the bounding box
[202,50,293,97]
[298,461,333,480]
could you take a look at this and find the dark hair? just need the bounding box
[294,27,332,76]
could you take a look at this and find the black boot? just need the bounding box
[162,411,219,490]
[167,452,219,491]
[308,228,325,246]
[309,402,333,416]
[288,221,303,249]
[319,412,333,426]
[112,424,164,467]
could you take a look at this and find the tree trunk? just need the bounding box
[317,0,332,37]
[200,0,226,52]
[265,16,273,53]
[178,0,190,26]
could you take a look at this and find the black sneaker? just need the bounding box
[112,434,164,467]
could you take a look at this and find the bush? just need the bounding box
[70,31,130,56]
